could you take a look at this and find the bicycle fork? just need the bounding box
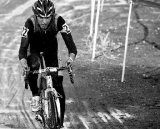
[44,76,62,119]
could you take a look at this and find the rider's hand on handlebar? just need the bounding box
[66,57,73,68]
[66,56,75,84]
[66,53,76,68]
[20,58,30,76]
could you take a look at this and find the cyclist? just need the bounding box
[18,0,77,127]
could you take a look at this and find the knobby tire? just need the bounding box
[48,91,60,129]
[39,77,48,128]
[39,76,62,129]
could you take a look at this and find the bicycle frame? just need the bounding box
[36,52,65,128]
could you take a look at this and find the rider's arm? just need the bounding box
[57,16,77,61]
[18,18,33,60]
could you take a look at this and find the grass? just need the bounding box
[85,30,123,58]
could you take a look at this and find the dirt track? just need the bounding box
[0,0,160,129]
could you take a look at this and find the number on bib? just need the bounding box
[61,23,71,34]
[21,26,29,38]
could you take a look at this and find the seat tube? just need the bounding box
[40,52,46,69]
[42,55,46,69]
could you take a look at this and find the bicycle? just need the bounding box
[25,52,74,129]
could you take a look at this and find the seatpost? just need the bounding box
[40,52,46,69]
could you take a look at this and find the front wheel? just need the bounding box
[47,91,61,129]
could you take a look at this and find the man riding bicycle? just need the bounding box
[18,0,77,127]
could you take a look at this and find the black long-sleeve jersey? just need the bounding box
[18,14,77,66]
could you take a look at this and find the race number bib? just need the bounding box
[21,26,29,38]
[61,23,71,34]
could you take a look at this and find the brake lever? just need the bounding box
[24,68,30,90]
[67,65,74,84]
[24,73,29,89]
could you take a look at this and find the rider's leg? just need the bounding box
[27,53,41,112]
[27,53,41,96]
[53,75,65,126]
[28,74,39,96]
[58,75,65,125]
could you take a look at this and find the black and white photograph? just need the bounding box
[0,0,160,128]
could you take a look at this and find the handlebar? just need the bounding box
[31,67,69,74]
[25,66,74,89]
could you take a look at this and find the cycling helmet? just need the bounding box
[32,0,55,18]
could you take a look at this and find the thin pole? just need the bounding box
[92,0,101,60]
[101,0,104,12]
[90,0,96,37]
[121,0,133,82]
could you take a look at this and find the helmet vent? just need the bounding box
[48,6,53,12]
[37,7,43,12]
[38,0,43,5]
